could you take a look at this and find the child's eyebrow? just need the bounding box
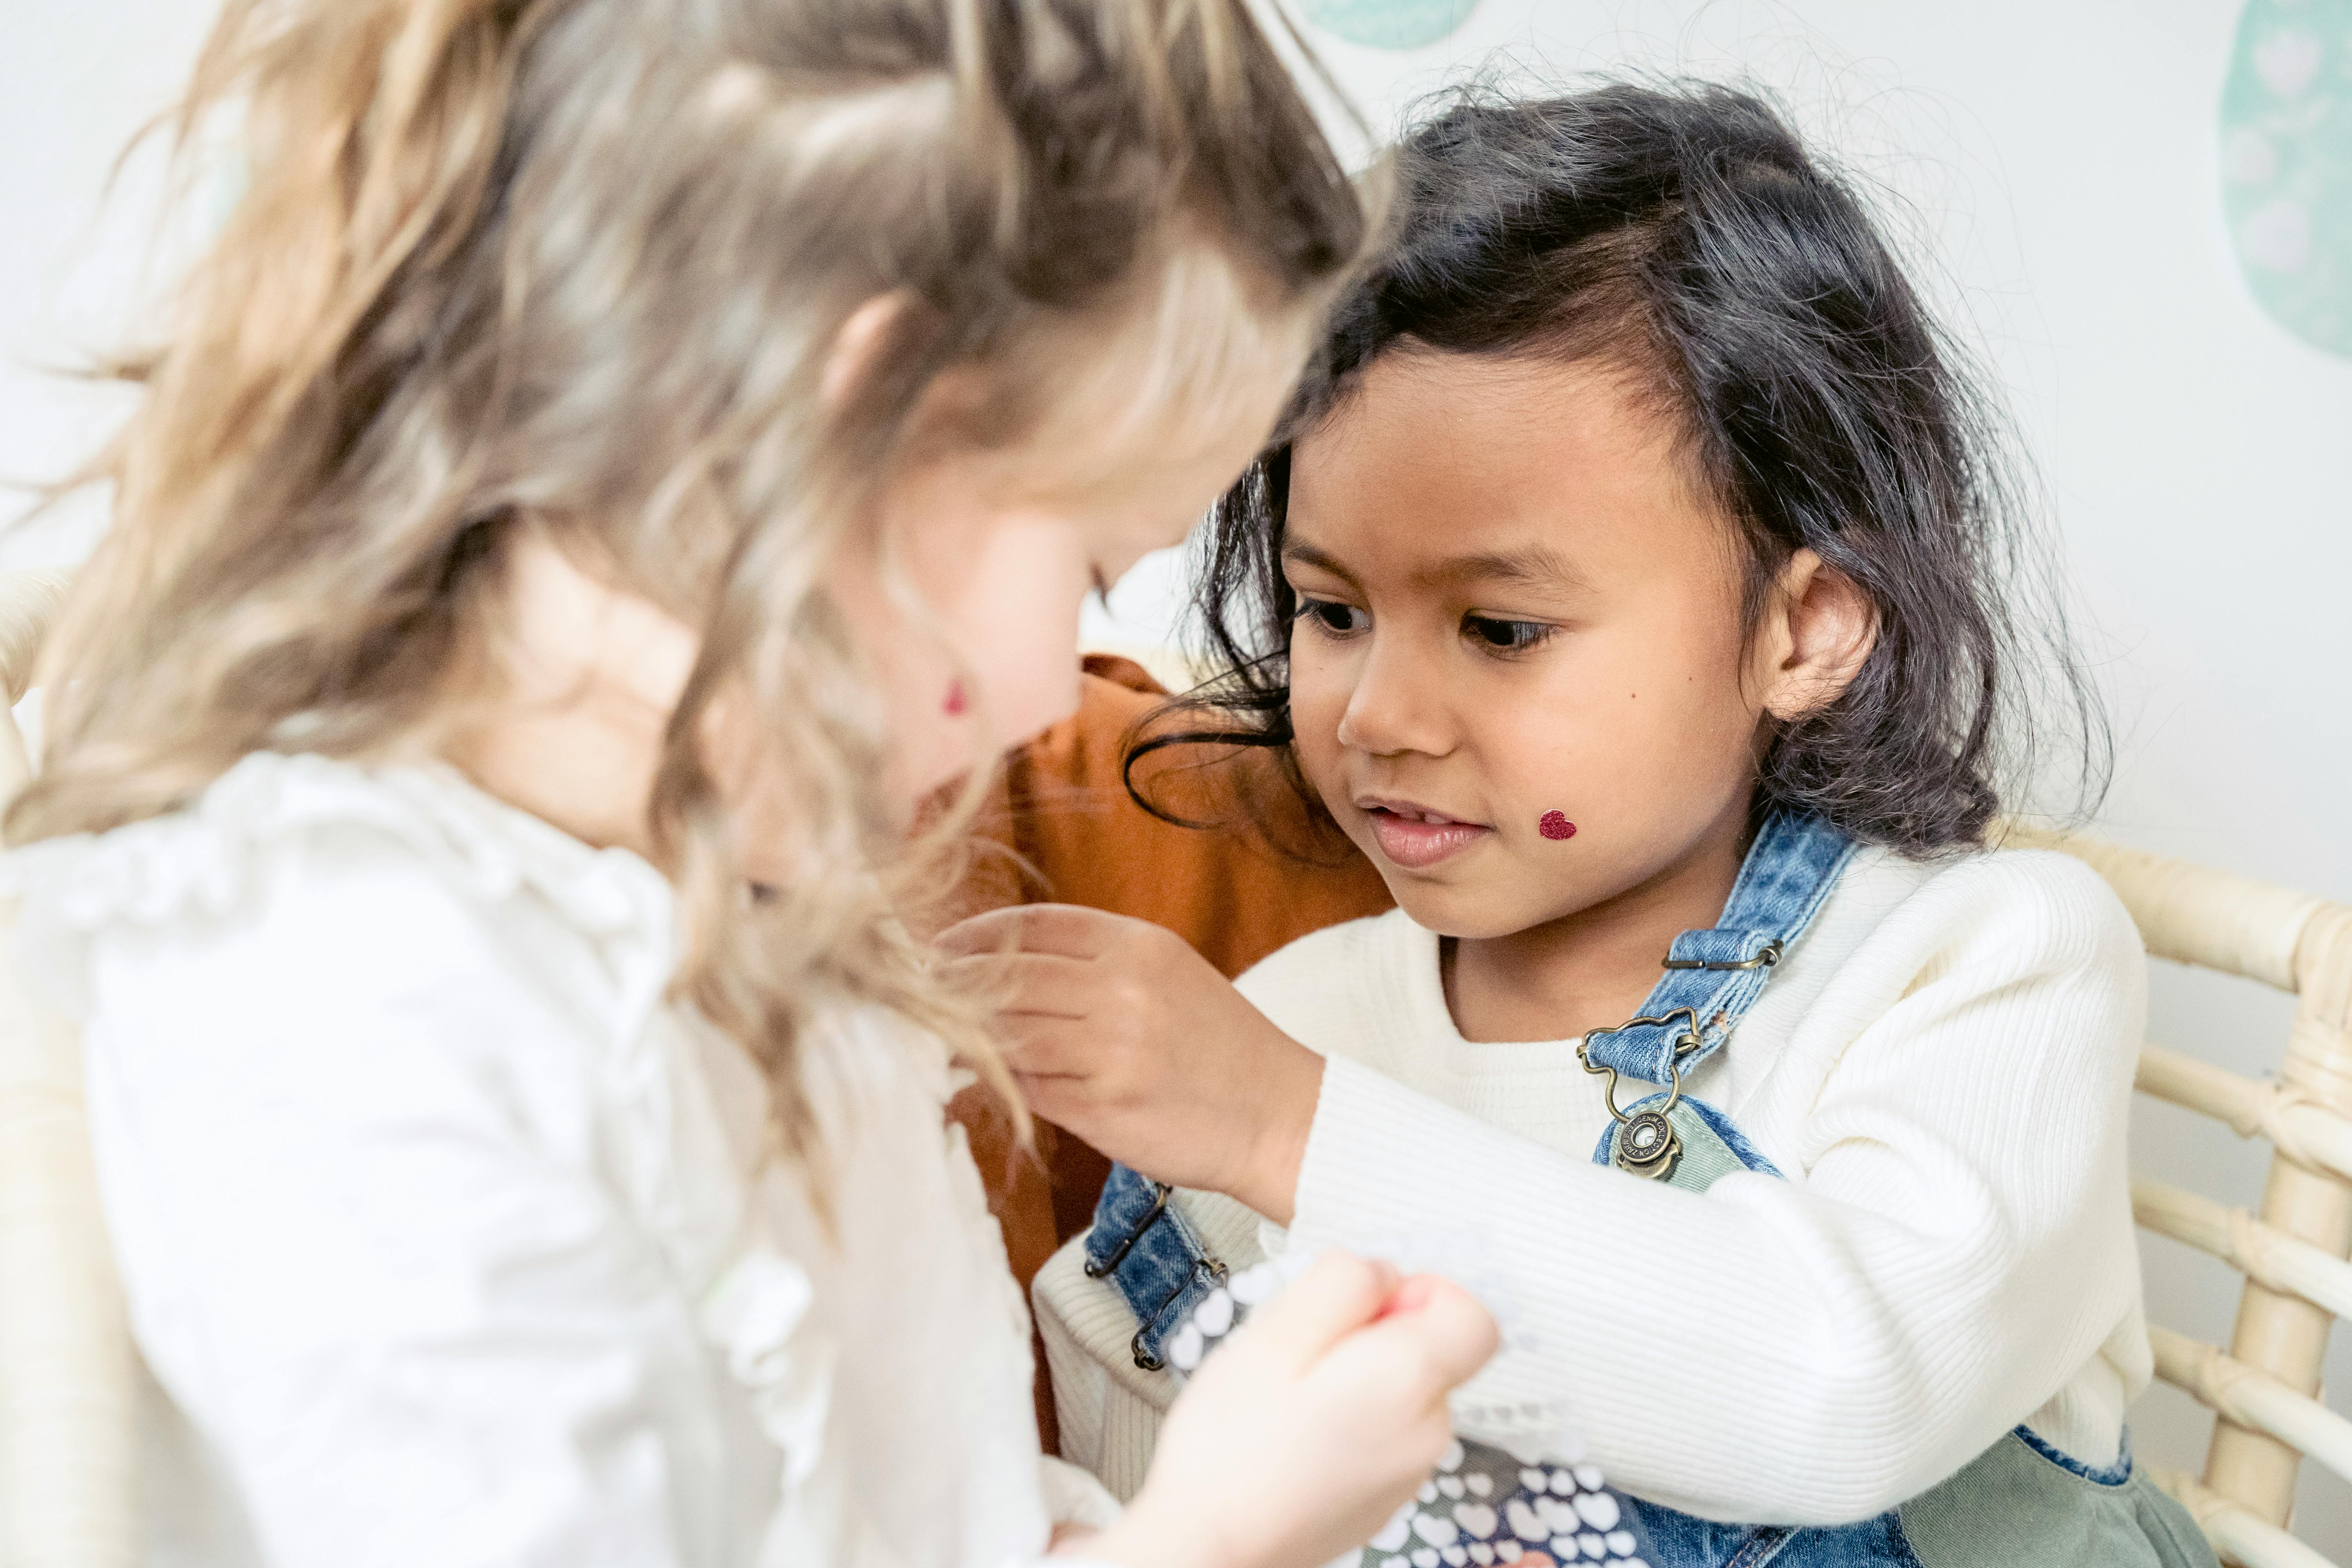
[1279,540,1360,585]
[1417,542,1588,595]
[1283,538,1589,595]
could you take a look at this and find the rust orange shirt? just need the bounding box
[945,655,1392,1448]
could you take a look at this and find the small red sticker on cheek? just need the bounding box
[1539,810,1577,840]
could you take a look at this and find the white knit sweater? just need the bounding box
[1036,844,2153,1528]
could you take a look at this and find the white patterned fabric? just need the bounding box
[4,751,1109,1568]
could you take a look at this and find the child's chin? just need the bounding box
[1386,880,1547,943]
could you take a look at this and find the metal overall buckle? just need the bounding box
[1579,1007,1699,1180]
[1580,941,1783,1181]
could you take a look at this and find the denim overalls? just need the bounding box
[1082,813,2220,1568]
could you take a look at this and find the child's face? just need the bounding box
[1283,351,1775,942]
[843,354,1296,818]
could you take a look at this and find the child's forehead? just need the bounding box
[1287,350,1727,580]
[1315,348,1680,459]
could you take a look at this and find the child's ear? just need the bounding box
[827,290,999,444]
[1757,548,1878,721]
[820,292,912,409]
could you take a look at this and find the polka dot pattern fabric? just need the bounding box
[1169,1259,1650,1568]
[1358,1441,1650,1568]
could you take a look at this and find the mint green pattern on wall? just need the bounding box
[2221,0,2352,357]
[1300,0,1480,50]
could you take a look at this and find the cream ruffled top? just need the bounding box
[7,751,1112,1567]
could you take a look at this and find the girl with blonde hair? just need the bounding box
[4,1,1495,1563]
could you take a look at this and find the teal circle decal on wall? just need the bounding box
[2220,0,2352,357]
[1300,0,1481,51]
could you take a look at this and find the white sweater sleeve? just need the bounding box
[81,857,748,1568]
[1284,853,2146,1527]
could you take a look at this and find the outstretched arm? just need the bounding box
[945,853,2147,1525]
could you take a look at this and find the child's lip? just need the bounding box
[1356,798,1492,869]
[1353,794,1485,827]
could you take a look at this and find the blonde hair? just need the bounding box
[13,0,1367,1155]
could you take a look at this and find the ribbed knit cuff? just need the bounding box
[1295,1054,1537,1253]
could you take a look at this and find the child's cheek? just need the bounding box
[927,512,1089,753]
[1475,665,1744,917]
[1282,642,1356,807]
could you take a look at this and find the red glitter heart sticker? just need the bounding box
[1539,810,1577,840]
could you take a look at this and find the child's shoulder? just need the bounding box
[4,750,666,1030]
[1830,839,2141,982]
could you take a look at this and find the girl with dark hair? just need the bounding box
[953,82,2219,1566]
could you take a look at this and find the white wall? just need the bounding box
[0,0,217,573]
[7,0,2350,1551]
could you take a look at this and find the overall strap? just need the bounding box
[1580,811,1855,1087]
[1085,1161,1228,1371]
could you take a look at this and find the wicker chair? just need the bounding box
[2007,823,2352,1568]
[0,572,2343,1567]
[0,570,136,1568]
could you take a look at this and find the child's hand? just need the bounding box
[1082,1251,1499,1568]
[938,904,1323,1220]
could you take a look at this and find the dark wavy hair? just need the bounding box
[1127,80,2107,860]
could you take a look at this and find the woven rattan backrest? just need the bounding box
[0,570,138,1568]
[2010,823,2352,1568]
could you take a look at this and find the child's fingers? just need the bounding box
[1376,1273,1443,1319]
[1009,904,1139,957]
[1371,1274,1500,1386]
[1000,1023,1093,1078]
[1014,1073,1102,1136]
[1011,1071,1076,1122]
[934,903,1126,960]
[940,951,1097,1019]
[932,906,1030,958]
[1231,1250,1402,1369]
[1314,1274,1499,1399]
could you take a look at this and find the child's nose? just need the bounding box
[1334,637,1456,758]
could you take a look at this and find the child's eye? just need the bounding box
[1294,597,1368,637]
[1463,614,1556,653]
